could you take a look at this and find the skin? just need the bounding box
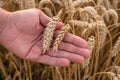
[0,8,91,66]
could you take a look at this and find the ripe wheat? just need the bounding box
[83,36,95,67]
[111,36,120,57]
[42,17,59,54]
[53,24,71,51]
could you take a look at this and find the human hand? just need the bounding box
[0,9,90,66]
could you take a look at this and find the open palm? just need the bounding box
[0,9,90,66]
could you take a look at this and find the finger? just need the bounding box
[39,11,64,29]
[47,49,85,64]
[58,42,91,58]
[39,11,51,26]
[64,33,88,48]
[36,55,70,66]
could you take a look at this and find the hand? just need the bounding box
[0,9,90,66]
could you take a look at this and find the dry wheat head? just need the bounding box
[53,24,71,51]
[111,37,120,57]
[42,17,59,54]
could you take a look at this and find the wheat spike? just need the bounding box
[73,0,93,7]
[42,17,59,54]
[97,21,107,47]
[95,5,107,16]
[107,9,118,24]
[81,22,95,38]
[53,24,71,51]
[83,36,95,67]
[111,37,120,57]
[61,0,75,19]
[69,20,89,28]
[80,6,99,21]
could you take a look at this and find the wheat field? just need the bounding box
[0,0,120,80]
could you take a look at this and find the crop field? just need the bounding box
[0,0,120,80]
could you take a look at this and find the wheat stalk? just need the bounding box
[53,24,71,51]
[42,17,59,54]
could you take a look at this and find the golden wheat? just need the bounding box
[107,9,118,24]
[73,0,93,7]
[83,36,95,67]
[53,24,71,51]
[42,17,59,54]
[111,36,120,57]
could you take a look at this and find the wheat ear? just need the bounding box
[83,36,95,67]
[111,36,120,57]
[42,17,59,54]
[53,24,71,51]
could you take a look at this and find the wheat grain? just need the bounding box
[42,17,59,54]
[53,24,71,51]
